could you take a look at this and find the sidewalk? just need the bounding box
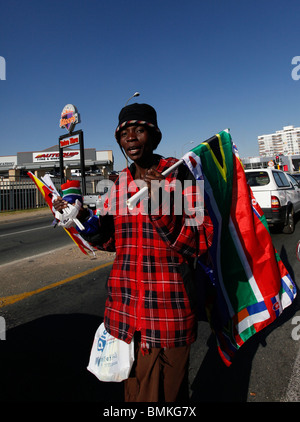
[0,208,50,224]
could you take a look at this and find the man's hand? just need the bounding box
[144,168,165,198]
[53,196,69,213]
[53,197,85,230]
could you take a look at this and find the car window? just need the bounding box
[293,174,300,182]
[287,174,299,187]
[245,171,270,186]
[272,171,290,187]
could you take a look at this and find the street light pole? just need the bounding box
[124,92,140,167]
[125,92,140,106]
[181,141,194,156]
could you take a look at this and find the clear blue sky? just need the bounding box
[1,0,300,170]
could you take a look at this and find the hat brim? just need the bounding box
[115,120,162,142]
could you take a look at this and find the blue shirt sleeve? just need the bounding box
[76,215,100,235]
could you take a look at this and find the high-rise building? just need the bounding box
[258,125,300,156]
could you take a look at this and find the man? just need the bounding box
[54,103,213,402]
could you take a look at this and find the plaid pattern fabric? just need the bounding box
[97,157,213,351]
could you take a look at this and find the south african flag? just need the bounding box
[183,130,297,366]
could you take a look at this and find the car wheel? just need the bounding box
[283,208,295,234]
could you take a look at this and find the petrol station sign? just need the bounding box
[59,104,80,133]
[58,104,86,194]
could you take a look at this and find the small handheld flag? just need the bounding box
[27,172,95,256]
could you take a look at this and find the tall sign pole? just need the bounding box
[58,104,86,195]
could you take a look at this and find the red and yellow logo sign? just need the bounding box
[59,104,79,133]
[33,151,79,162]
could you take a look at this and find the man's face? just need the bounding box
[119,125,153,162]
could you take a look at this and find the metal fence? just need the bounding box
[0,176,104,212]
[0,178,57,211]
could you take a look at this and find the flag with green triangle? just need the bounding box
[183,130,297,365]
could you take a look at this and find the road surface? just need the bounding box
[0,210,71,266]
[0,210,300,408]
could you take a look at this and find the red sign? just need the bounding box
[59,134,80,148]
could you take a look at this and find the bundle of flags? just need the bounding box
[183,130,297,366]
[27,172,95,256]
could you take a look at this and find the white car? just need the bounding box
[245,168,300,233]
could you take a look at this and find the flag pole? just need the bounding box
[126,160,183,210]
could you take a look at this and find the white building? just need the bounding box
[0,146,114,180]
[258,125,300,156]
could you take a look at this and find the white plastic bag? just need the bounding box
[87,323,134,382]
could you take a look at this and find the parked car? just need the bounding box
[45,171,61,178]
[83,192,108,213]
[83,194,101,210]
[245,168,300,233]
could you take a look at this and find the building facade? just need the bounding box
[258,125,300,156]
[0,145,113,180]
[0,146,114,211]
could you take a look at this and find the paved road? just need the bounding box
[0,212,72,265]
[0,210,300,407]
[188,222,300,403]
